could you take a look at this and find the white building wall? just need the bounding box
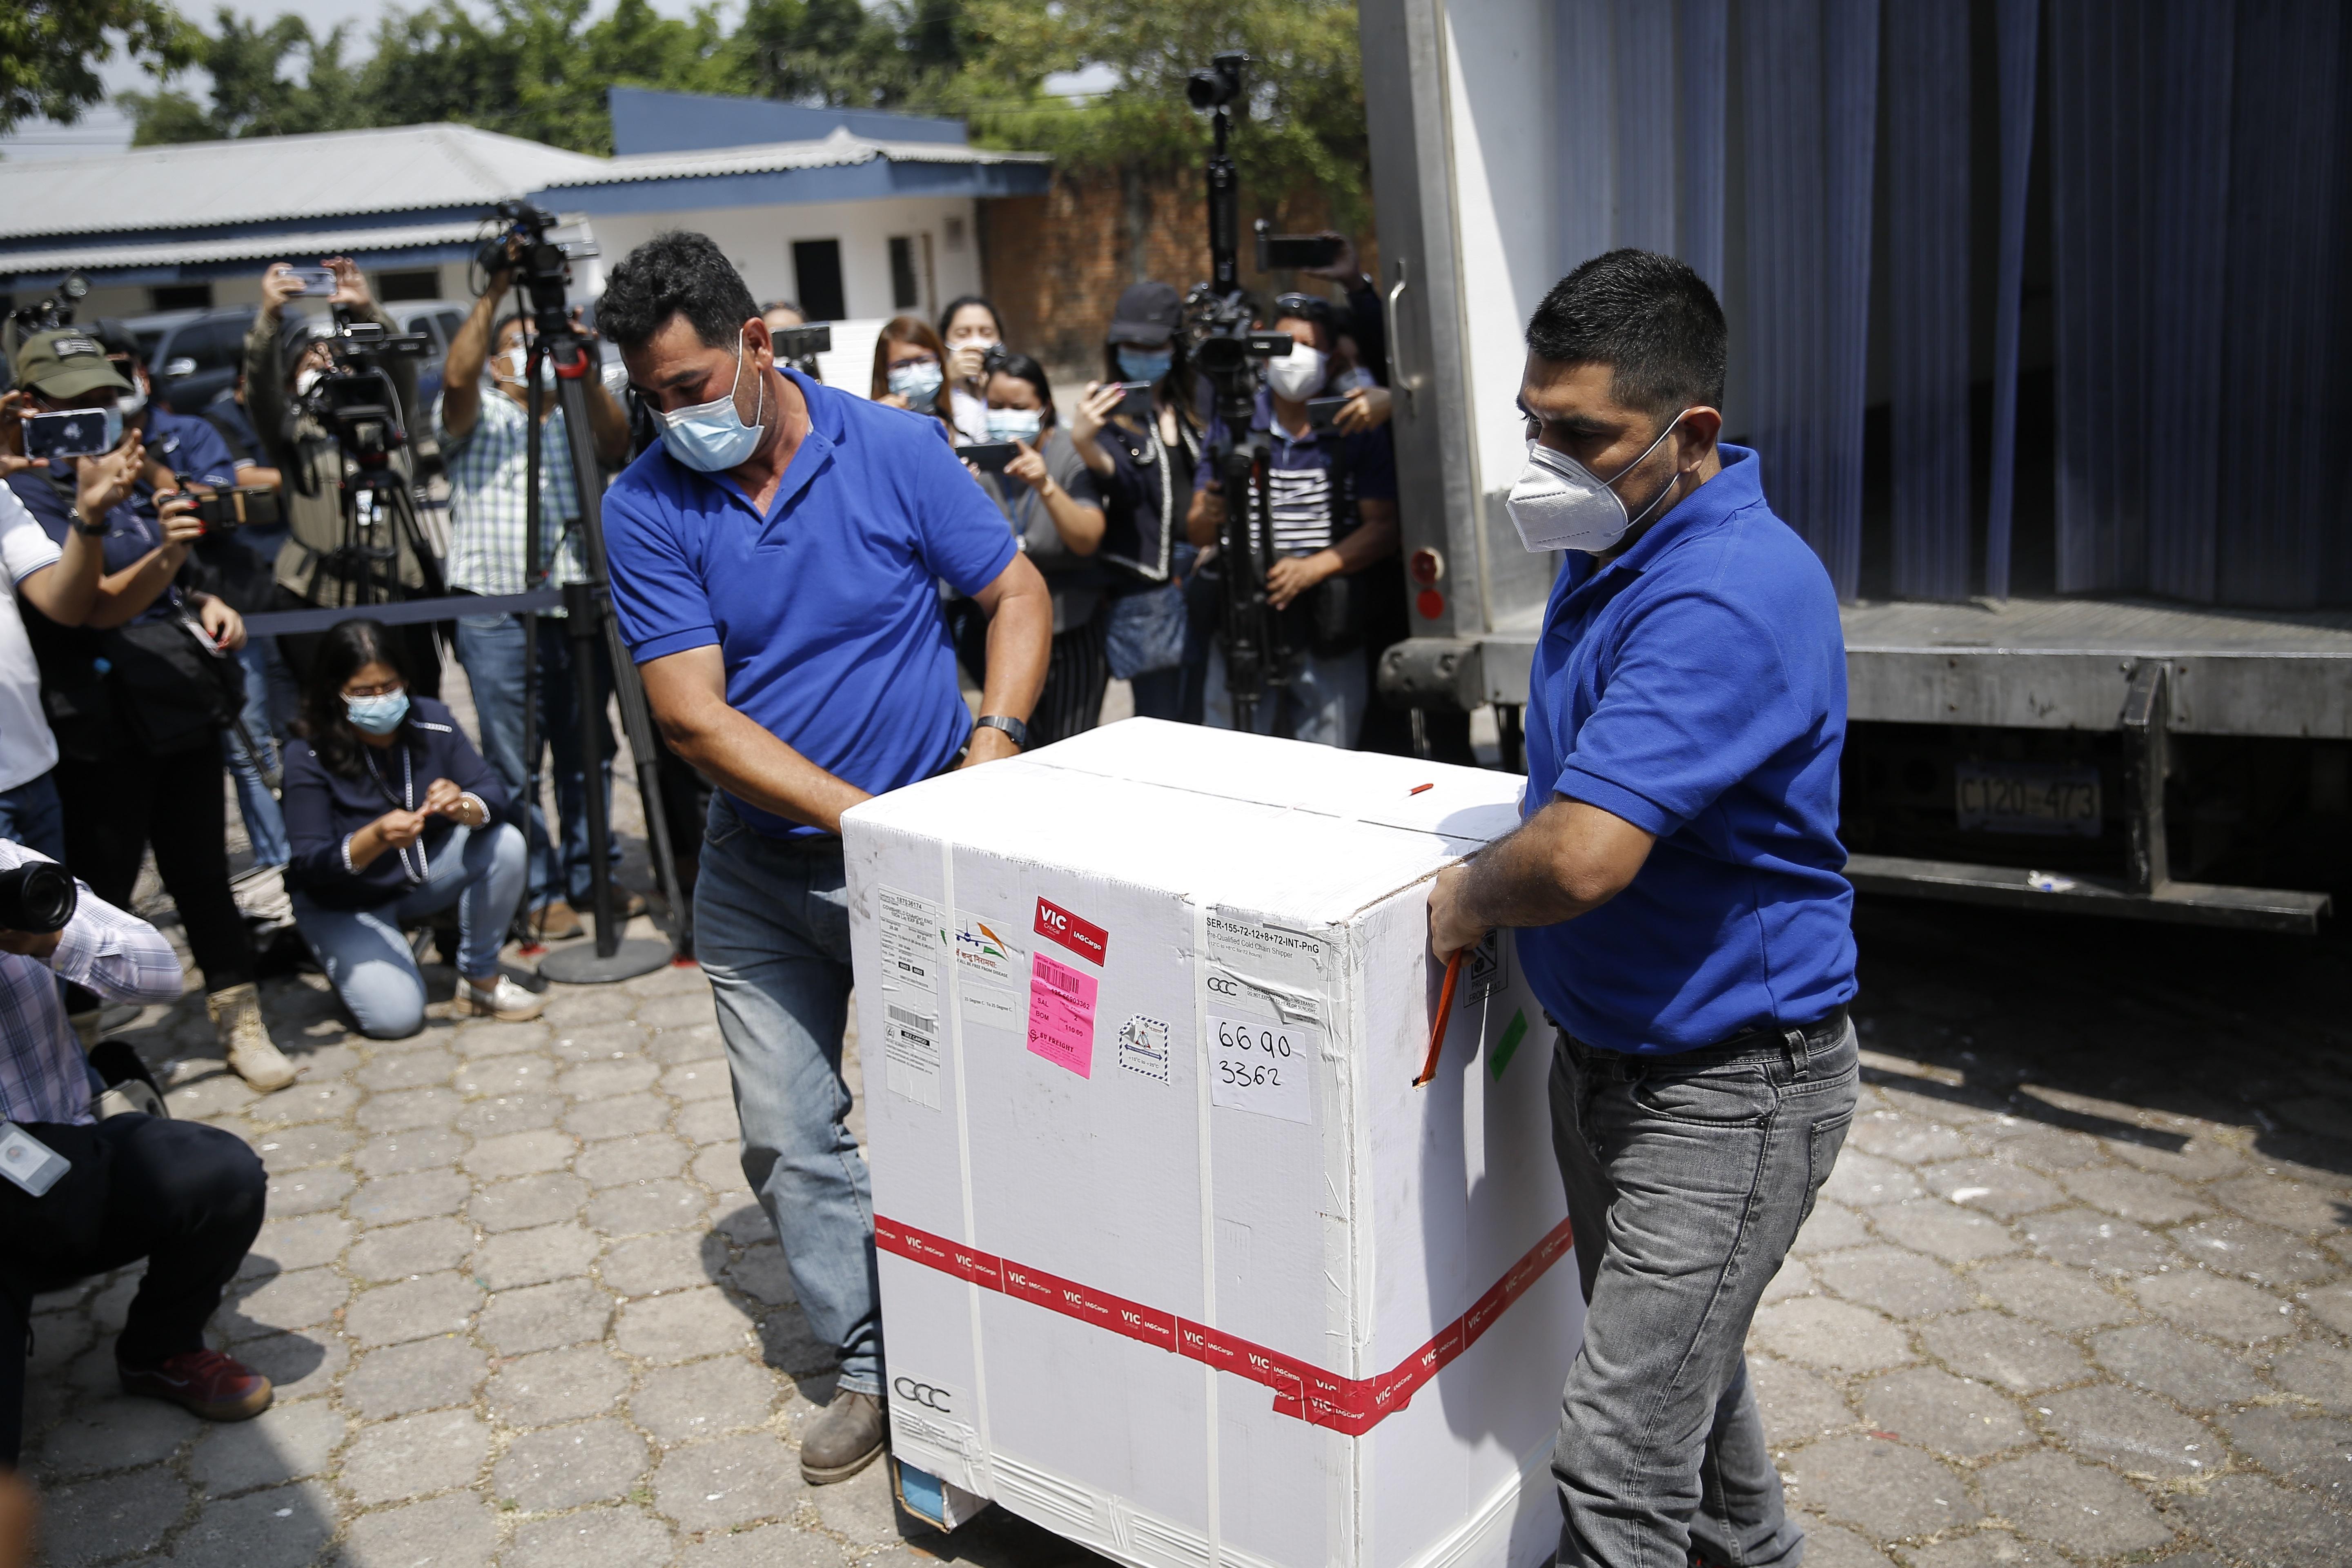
[574,194,982,326]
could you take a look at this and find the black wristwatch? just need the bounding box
[69,508,107,537]
[973,714,1029,752]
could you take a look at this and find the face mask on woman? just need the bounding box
[889,360,944,403]
[1118,347,1174,383]
[985,407,1044,443]
[345,689,410,735]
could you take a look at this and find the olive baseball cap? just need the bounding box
[14,328,131,399]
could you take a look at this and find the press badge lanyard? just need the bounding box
[364,746,428,885]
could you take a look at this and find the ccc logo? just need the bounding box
[1206,975,1240,997]
[893,1376,955,1412]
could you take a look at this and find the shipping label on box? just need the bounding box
[848,722,1579,1568]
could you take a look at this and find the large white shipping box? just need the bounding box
[844,720,1583,1568]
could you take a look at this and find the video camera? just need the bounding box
[7,275,88,340]
[300,320,434,468]
[774,324,830,379]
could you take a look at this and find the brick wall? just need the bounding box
[977,166,1380,381]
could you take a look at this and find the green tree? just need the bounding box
[120,7,372,143]
[937,0,1369,226]
[0,0,199,136]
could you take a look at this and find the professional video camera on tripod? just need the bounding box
[472,200,684,981]
[296,318,445,607]
[1182,53,1300,733]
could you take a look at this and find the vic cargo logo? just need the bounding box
[1033,897,1109,964]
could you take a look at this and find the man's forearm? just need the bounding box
[1457,823,1615,931]
[661,700,871,835]
[86,546,185,629]
[586,381,631,466]
[442,288,499,435]
[977,584,1051,726]
[21,528,105,625]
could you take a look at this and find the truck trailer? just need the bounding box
[1360,0,2350,932]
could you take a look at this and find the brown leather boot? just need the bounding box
[209,982,299,1091]
[799,1388,885,1483]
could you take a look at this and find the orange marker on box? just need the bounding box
[1414,949,1464,1087]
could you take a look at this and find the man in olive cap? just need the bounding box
[7,328,302,1091]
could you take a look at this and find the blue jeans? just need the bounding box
[222,636,292,867]
[1203,641,1368,747]
[1548,1013,1858,1568]
[290,822,526,1039]
[454,612,614,909]
[694,795,880,1394]
[0,770,65,861]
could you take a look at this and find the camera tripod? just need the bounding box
[499,209,685,983]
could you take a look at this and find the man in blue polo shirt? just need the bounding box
[1427,251,1857,1568]
[597,232,1051,1486]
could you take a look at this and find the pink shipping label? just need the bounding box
[1027,953,1098,1078]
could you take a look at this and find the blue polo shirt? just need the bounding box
[603,368,1019,840]
[1515,445,1855,1055]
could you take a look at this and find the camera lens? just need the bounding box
[1187,70,1230,111]
[0,863,78,935]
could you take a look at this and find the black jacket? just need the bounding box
[282,697,512,909]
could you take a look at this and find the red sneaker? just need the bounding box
[118,1349,274,1421]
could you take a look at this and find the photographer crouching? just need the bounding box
[0,838,274,1471]
[244,258,443,694]
[4,330,302,1091]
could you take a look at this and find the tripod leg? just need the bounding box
[562,583,619,959]
[602,612,686,956]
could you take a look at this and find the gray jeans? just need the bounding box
[1548,1011,1858,1568]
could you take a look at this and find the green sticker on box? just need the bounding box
[1489,1007,1528,1080]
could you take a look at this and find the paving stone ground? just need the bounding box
[16,688,2352,1565]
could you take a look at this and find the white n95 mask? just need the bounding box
[1503,410,1690,553]
[1265,346,1327,402]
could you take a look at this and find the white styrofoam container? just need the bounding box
[845,720,1582,1568]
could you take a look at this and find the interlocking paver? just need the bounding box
[2210,1174,2352,1237]
[587,1177,711,1236]
[2055,1163,2208,1225]
[1752,1297,1914,1373]
[1855,1366,2032,1459]
[2016,1206,2177,1275]
[566,1090,675,1140]
[343,1336,488,1419]
[2130,1267,2298,1343]
[1820,1151,1922,1208]
[616,1285,753,1362]
[37,1463,190,1564]
[630,1356,782,1444]
[551,1020,652,1061]
[1967,1259,2133,1331]
[336,1408,490,1504]
[167,1481,339,1568]
[453,1018,553,1056]
[463,1126,579,1180]
[602,1229,719,1298]
[661,1060,732,1101]
[1786,1433,1979,1540]
[472,1171,592,1232]
[2037,1384,2217,1477]
[2219,1405,2352,1499]
[347,1217,474,1282]
[1812,1245,1975,1319]
[342,1272,483,1347]
[726,1242,798,1306]
[33,1394,197,1479]
[577,1131,692,1188]
[2266,1341,2352,1412]
[457,1090,569,1136]
[247,1214,353,1272]
[476,1218,603,1290]
[674,1098,741,1147]
[188,1397,347,1494]
[2174,1212,2337,1284]
[653,1432,806,1531]
[338,1491,500,1567]
[676,1521,847,1568]
[351,1126,470,1176]
[491,1418,651,1512]
[452,1051,559,1097]
[356,1085,467,1133]
[1865,1201,2019,1264]
[1975,1450,2174,1556]
[485,1344,635,1428]
[224,1265,352,1339]
[350,1167,473,1227]
[255,1125,357,1172]
[2089,1323,2268,1410]
[500,1506,679,1568]
[478,1277,615,1354]
[2165,1471,2350,1564]
[356,1046,458,1091]
[1918,1158,2065,1219]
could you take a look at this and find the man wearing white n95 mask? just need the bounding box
[1428,250,1856,1568]
[596,231,1051,1486]
[1185,290,1397,747]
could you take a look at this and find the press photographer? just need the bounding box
[441,238,636,943]
[244,257,443,694]
[0,838,275,1472]
[4,329,302,1090]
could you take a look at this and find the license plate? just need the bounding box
[1954,762,2102,837]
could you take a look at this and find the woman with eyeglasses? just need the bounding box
[936,294,1004,445]
[869,316,952,431]
[280,618,541,1037]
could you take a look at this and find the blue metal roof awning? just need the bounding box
[534,156,1051,216]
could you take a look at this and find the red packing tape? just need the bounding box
[875,1211,1574,1435]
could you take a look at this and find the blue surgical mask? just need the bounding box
[1118,347,1173,383]
[888,360,944,403]
[344,689,410,735]
[655,330,768,472]
[986,407,1043,443]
